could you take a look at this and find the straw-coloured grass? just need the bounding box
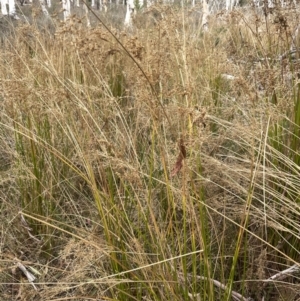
[1,3,300,301]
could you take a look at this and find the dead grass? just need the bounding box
[1,3,300,301]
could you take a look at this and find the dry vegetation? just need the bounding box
[1,2,300,301]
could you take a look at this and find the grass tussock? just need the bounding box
[1,3,300,301]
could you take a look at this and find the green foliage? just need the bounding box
[14,115,74,256]
[266,85,300,263]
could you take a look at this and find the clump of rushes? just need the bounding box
[1,3,300,301]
